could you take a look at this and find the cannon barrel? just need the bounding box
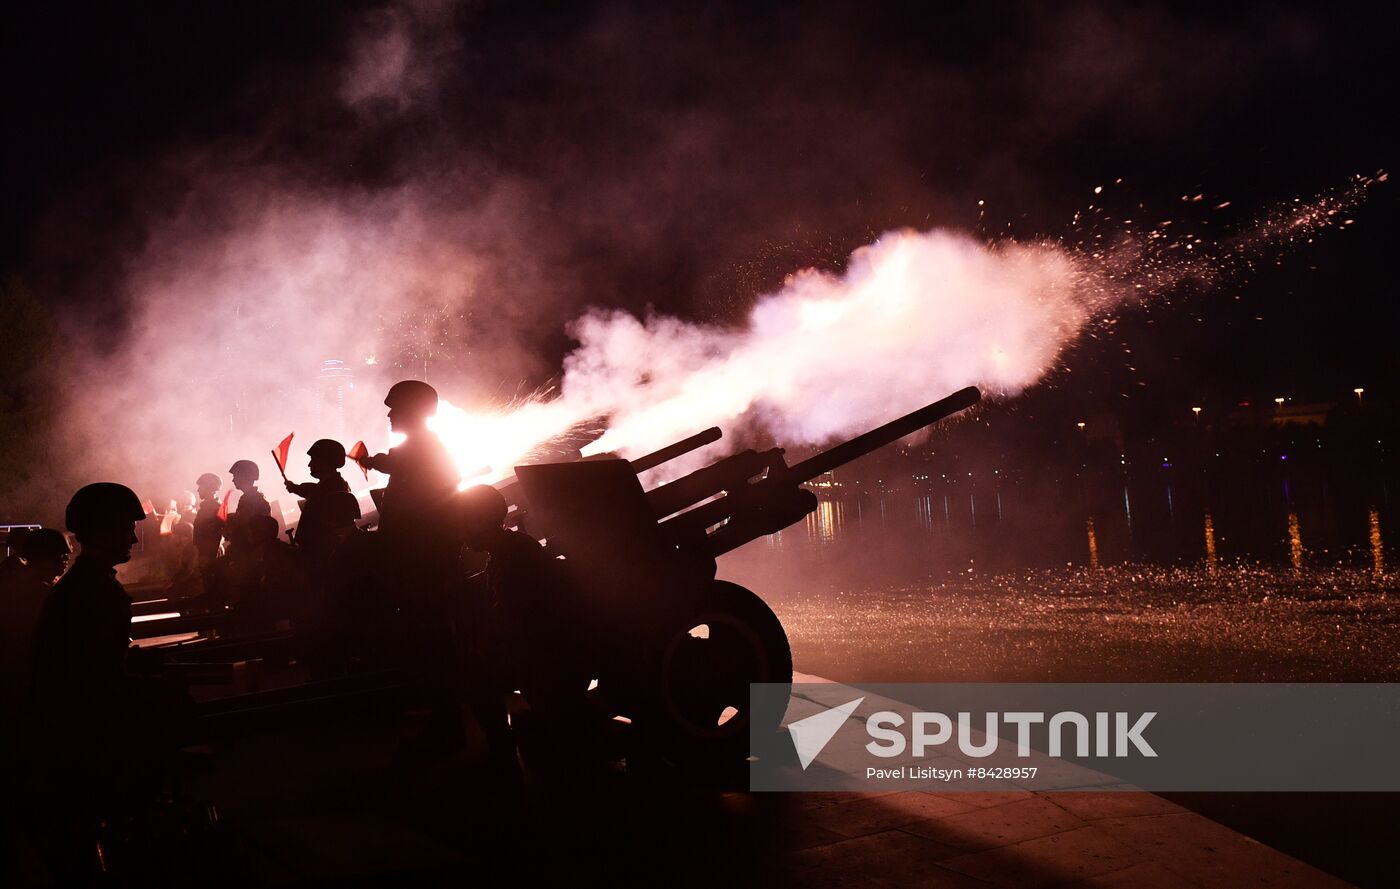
[784,386,980,483]
[696,386,981,557]
[628,426,722,474]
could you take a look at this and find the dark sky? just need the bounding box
[2,0,1395,420]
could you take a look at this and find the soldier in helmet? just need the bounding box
[228,459,271,526]
[352,380,460,535]
[29,484,190,835]
[192,471,225,570]
[456,485,593,770]
[286,438,361,553]
[352,381,463,749]
[277,440,359,675]
[30,483,146,708]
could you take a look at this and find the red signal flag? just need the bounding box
[347,440,370,482]
[217,488,235,523]
[274,432,295,473]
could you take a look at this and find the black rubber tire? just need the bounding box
[636,580,792,767]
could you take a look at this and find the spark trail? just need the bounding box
[427,172,1384,486]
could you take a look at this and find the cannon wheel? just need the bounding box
[637,580,792,767]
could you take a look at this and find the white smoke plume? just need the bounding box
[31,0,1379,515]
[559,230,1094,458]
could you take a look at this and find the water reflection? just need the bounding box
[748,482,1392,577]
[1086,517,1100,569]
[1287,511,1304,571]
[915,496,934,531]
[805,499,843,543]
[1203,512,1218,574]
[1370,506,1385,577]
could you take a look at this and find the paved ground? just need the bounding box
[781,673,1353,889]
[152,670,1357,887]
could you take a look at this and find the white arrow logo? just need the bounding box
[787,697,865,769]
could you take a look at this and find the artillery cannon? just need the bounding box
[132,387,979,766]
[508,385,981,765]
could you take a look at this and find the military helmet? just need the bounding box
[65,482,146,537]
[196,472,221,489]
[21,528,70,561]
[229,459,260,480]
[458,484,508,529]
[307,438,347,467]
[384,380,439,414]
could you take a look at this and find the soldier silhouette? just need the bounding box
[352,381,463,751]
[174,489,198,525]
[456,484,594,772]
[286,438,361,552]
[352,381,460,535]
[31,485,145,709]
[283,439,362,675]
[29,490,189,817]
[206,514,299,633]
[227,459,271,530]
[27,484,191,873]
[192,472,225,571]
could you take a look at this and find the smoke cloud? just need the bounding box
[16,0,1371,515]
[561,231,1092,458]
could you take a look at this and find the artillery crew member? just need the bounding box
[193,471,226,569]
[31,484,145,710]
[286,438,361,553]
[227,459,271,529]
[30,484,191,813]
[353,381,463,750]
[352,380,459,536]
[457,484,592,768]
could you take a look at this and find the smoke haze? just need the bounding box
[4,1,1391,518]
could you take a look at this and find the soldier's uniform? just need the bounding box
[193,474,226,571]
[362,435,459,538]
[457,485,593,767]
[30,556,132,709]
[229,488,271,523]
[289,476,360,552]
[226,460,272,550]
[357,382,463,748]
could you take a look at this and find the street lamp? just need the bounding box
[1354,387,1365,408]
[1192,406,1202,419]
[1274,397,1285,408]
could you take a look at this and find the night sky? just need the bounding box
[2,0,1395,420]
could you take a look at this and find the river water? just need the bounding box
[718,476,1399,683]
